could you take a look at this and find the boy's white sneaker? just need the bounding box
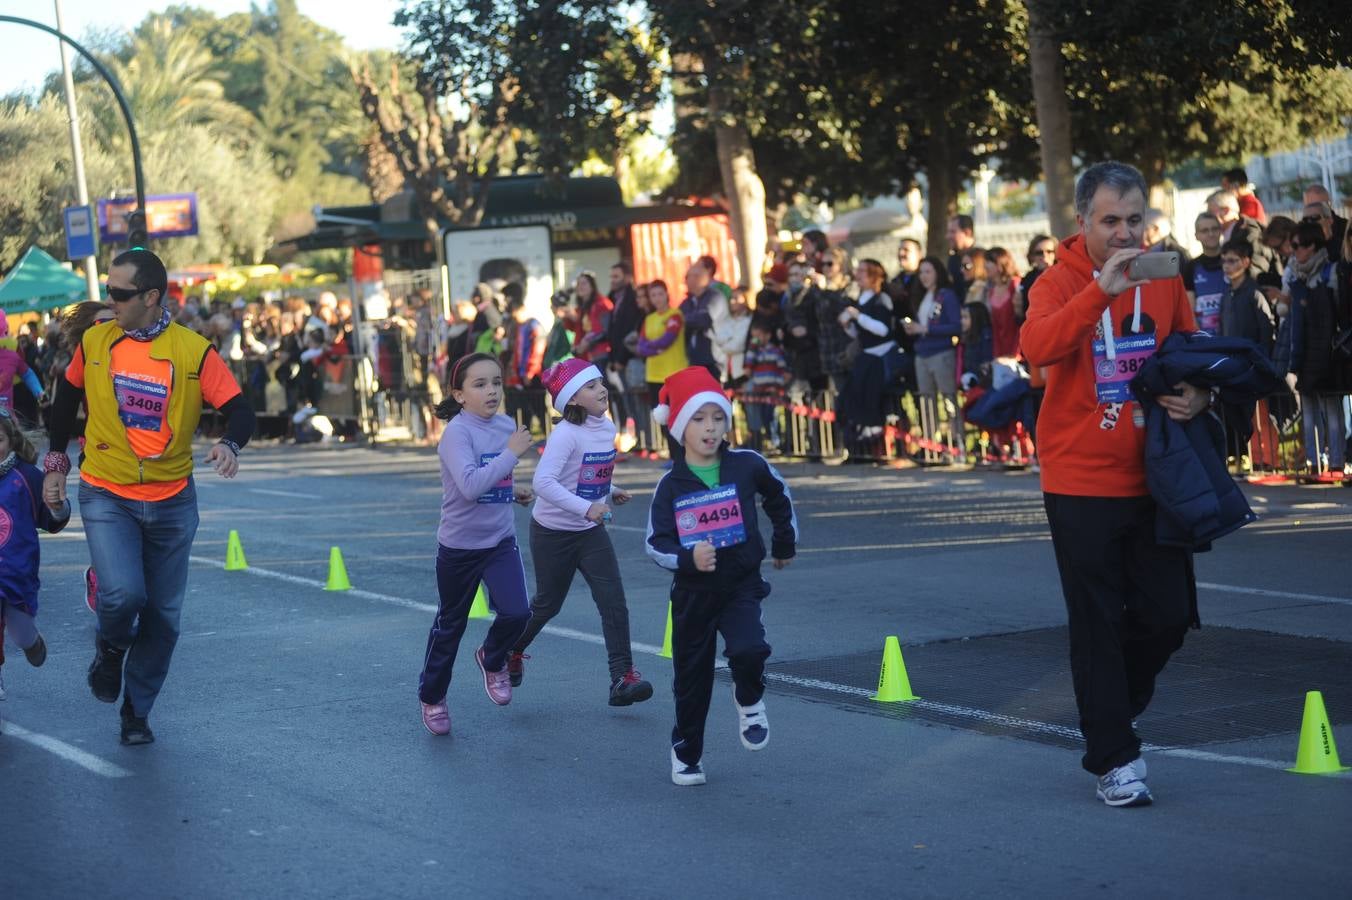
[734,690,769,751]
[670,747,706,786]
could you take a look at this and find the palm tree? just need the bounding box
[86,17,257,149]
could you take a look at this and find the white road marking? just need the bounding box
[761,671,1336,775]
[797,533,1050,553]
[0,721,133,778]
[1198,582,1352,608]
[246,488,323,500]
[191,555,1332,775]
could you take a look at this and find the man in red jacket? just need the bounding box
[1022,161,1209,808]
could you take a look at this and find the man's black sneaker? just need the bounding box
[88,635,125,703]
[120,697,155,745]
[609,669,654,706]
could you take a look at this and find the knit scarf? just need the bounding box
[0,451,16,478]
[125,307,171,342]
[1292,247,1330,288]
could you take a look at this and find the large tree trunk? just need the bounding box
[1026,1,1077,239]
[925,119,957,257]
[1140,148,1168,208]
[704,54,766,295]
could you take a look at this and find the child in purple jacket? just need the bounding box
[0,411,70,702]
[416,353,534,737]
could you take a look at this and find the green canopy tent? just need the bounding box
[0,245,97,314]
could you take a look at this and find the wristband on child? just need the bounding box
[43,451,71,475]
[217,439,242,456]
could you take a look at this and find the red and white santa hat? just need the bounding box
[542,357,603,411]
[651,366,733,444]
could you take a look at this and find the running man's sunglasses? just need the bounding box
[106,286,146,302]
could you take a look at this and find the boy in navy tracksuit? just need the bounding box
[645,366,798,786]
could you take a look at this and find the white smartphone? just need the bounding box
[1128,251,1181,281]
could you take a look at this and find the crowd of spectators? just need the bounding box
[449,174,1349,481]
[8,172,1347,479]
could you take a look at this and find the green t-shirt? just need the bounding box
[688,460,720,489]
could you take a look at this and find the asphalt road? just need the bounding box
[2,441,1350,899]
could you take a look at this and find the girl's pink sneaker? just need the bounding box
[421,700,451,736]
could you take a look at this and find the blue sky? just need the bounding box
[0,1,405,96]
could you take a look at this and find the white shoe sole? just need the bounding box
[1096,787,1152,807]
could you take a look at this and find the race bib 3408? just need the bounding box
[114,372,168,431]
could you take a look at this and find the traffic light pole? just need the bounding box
[1,14,148,246]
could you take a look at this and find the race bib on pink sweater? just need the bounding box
[576,450,615,501]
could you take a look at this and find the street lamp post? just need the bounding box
[0,14,148,246]
[53,0,100,302]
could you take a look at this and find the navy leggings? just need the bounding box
[418,537,531,704]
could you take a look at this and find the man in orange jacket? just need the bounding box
[1023,161,1209,808]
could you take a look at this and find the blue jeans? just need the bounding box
[79,479,200,716]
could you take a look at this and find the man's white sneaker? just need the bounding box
[670,747,706,786]
[1096,761,1152,807]
[734,691,769,751]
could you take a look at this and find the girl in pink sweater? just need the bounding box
[506,358,653,706]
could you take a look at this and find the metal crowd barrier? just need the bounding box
[213,332,1349,487]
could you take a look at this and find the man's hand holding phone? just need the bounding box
[1096,248,1149,297]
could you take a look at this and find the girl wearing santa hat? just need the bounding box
[505,358,654,706]
[645,366,798,786]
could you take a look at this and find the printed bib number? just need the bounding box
[476,452,514,504]
[1195,292,1221,334]
[576,450,615,501]
[114,372,168,431]
[674,484,746,549]
[1091,333,1156,405]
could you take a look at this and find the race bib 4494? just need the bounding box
[674,484,747,549]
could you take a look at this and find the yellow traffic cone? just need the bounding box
[324,547,351,591]
[224,529,248,571]
[468,584,490,619]
[1287,690,1349,775]
[871,635,919,702]
[659,601,673,659]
